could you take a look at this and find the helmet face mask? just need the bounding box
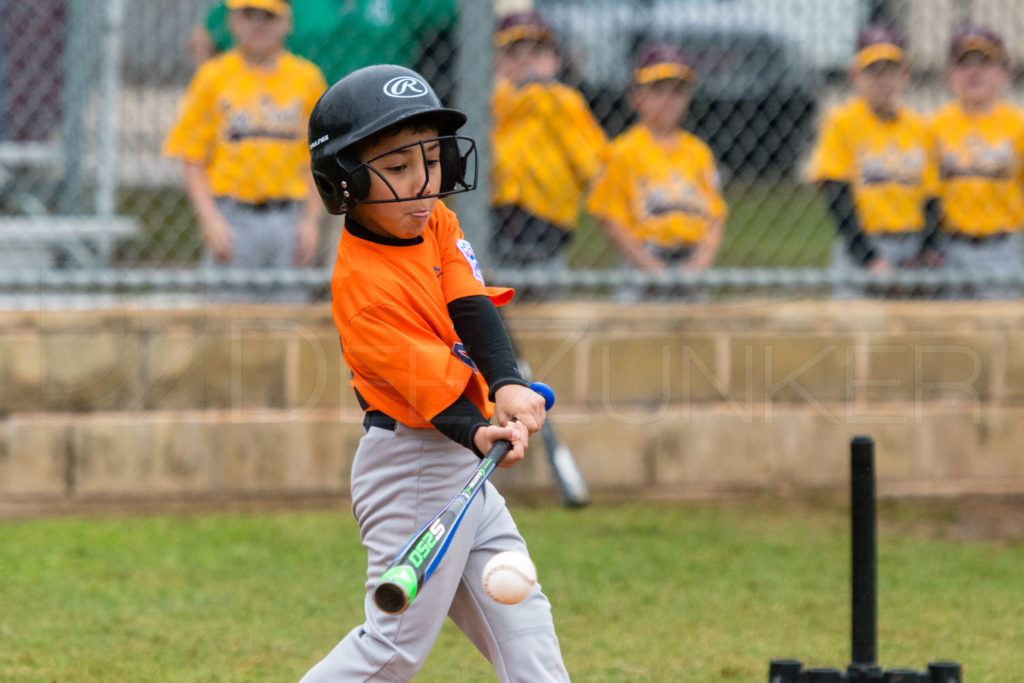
[308,65,476,215]
[347,135,478,206]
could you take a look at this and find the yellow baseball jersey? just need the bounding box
[930,101,1024,236]
[586,124,727,246]
[807,98,938,234]
[491,77,607,230]
[163,50,327,203]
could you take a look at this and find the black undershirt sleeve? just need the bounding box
[430,394,490,458]
[447,295,529,400]
[432,296,529,457]
[920,197,943,253]
[823,180,877,267]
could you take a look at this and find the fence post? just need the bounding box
[96,0,125,221]
[453,0,494,266]
[59,0,92,215]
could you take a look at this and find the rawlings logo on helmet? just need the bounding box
[383,76,429,98]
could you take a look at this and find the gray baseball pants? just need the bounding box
[203,198,308,303]
[832,233,924,299]
[941,232,1022,299]
[299,423,570,682]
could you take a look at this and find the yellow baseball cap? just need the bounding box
[633,43,695,85]
[949,23,1007,65]
[494,11,556,49]
[226,0,291,16]
[853,24,905,71]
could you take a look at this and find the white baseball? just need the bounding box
[481,551,537,605]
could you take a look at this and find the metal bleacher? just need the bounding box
[0,141,138,270]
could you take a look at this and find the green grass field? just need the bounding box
[1,498,1019,682]
[569,180,833,270]
[117,180,834,269]
[116,178,1024,271]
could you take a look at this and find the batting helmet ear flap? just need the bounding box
[311,153,373,215]
[333,152,360,191]
[346,166,372,202]
[312,170,348,215]
[326,153,371,213]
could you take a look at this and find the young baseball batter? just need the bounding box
[164,0,327,301]
[931,23,1024,299]
[586,43,727,279]
[807,25,941,298]
[491,11,607,270]
[300,64,570,682]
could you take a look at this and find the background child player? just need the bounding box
[931,23,1024,299]
[300,65,571,682]
[490,10,606,271]
[806,24,941,298]
[163,0,326,301]
[586,43,727,284]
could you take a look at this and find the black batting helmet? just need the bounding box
[308,64,476,214]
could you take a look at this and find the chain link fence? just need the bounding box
[2,0,1024,307]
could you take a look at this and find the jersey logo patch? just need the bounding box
[383,76,429,98]
[456,239,485,285]
[452,342,479,373]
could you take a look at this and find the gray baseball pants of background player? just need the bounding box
[299,422,571,683]
[832,233,924,299]
[203,198,309,303]
[940,231,1022,299]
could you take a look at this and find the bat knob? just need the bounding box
[374,565,418,614]
[374,582,411,615]
[529,382,555,411]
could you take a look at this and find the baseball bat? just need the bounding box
[494,310,589,507]
[515,356,590,508]
[372,382,555,615]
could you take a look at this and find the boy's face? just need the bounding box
[528,44,561,80]
[630,78,692,132]
[496,39,560,82]
[948,52,1007,109]
[349,127,442,240]
[851,60,908,111]
[228,7,290,59]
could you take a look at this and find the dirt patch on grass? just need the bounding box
[0,493,349,521]
[3,491,1024,544]
[879,495,1024,544]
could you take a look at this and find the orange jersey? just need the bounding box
[331,203,514,428]
[930,101,1024,236]
[163,50,327,203]
[807,98,939,234]
[491,77,607,229]
[586,124,727,246]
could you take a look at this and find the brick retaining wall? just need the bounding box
[2,301,1023,509]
